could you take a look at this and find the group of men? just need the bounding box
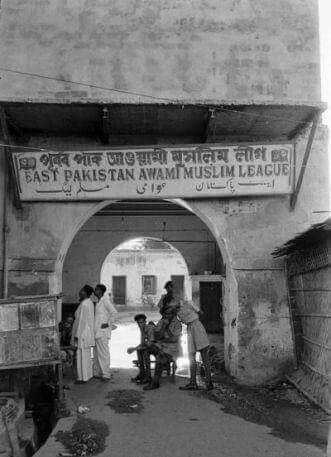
[70,283,117,383]
[68,280,213,391]
[128,281,214,392]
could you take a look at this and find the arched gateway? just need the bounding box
[51,198,238,378]
[6,139,308,386]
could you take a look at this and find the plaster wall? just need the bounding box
[100,249,191,309]
[0,123,328,384]
[0,0,320,103]
[0,150,5,294]
[0,0,327,387]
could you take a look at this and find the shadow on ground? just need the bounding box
[195,371,328,450]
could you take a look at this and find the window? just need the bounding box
[142,275,157,295]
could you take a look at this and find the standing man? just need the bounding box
[177,299,213,391]
[94,284,118,381]
[157,280,180,315]
[71,285,95,384]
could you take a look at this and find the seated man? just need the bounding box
[59,315,75,373]
[60,315,74,347]
[143,306,182,391]
[127,314,155,384]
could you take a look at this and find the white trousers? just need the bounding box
[94,337,111,379]
[76,348,93,382]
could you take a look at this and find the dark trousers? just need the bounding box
[137,348,152,380]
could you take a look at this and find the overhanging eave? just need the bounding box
[0,101,326,142]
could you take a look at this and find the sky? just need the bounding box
[318,0,330,200]
[319,0,331,126]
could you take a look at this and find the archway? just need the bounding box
[52,198,238,377]
[96,236,192,370]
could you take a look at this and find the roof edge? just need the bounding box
[0,99,327,111]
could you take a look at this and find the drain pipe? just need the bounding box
[2,159,9,299]
[0,108,10,299]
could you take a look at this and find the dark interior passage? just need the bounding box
[62,200,225,307]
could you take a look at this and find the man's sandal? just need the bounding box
[205,382,214,391]
[143,382,160,391]
[131,375,142,383]
[179,382,199,391]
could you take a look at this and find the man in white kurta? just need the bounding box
[71,285,95,383]
[94,284,118,381]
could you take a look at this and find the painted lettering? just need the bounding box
[139,168,148,180]
[125,169,135,180]
[98,169,107,181]
[264,164,273,176]
[183,167,193,179]
[41,170,50,182]
[108,169,117,181]
[25,171,32,183]
[64,170,72,181]
[226,166,235,178]
[255,165,263,176]
[33,171,41,183]
[282,164,290,175]
[52,169,59,181]
[14,144,293,199]
[73,170,81,181]
[82,169,92,181]
[239,165,246,177]
[165,167,177,180]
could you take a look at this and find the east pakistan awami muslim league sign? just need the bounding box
[11,144,294,201]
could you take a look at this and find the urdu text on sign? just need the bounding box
[11,144,294,201]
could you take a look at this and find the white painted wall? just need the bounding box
[100,248,191,308]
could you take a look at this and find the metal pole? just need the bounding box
[290,113,319,210]
[0,108,9,298]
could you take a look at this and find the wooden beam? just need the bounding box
[203,108,216,142]
[0,106,10,143]
[101,106,110,144]
[6,114,28,141]
[290,113,319,210]
[0,107,22,209]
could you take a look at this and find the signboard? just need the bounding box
[11,143,293,201]
[0,295,60,369]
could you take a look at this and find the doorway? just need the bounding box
[112,276,127,306]
[171,275,185,298]
[199,281,222,333]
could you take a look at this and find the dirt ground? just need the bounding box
[35,368,328,457]
[38,314,329,457]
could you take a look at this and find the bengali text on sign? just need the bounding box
[11,143,294,201]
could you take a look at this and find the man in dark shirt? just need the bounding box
[143,306,182,391]
[127,314,155,384]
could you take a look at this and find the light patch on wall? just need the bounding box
[115,237,173,251]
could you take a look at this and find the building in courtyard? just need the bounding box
[98,237,191,309]
[0,0,328,389]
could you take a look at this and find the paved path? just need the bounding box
[51,369,324,457]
